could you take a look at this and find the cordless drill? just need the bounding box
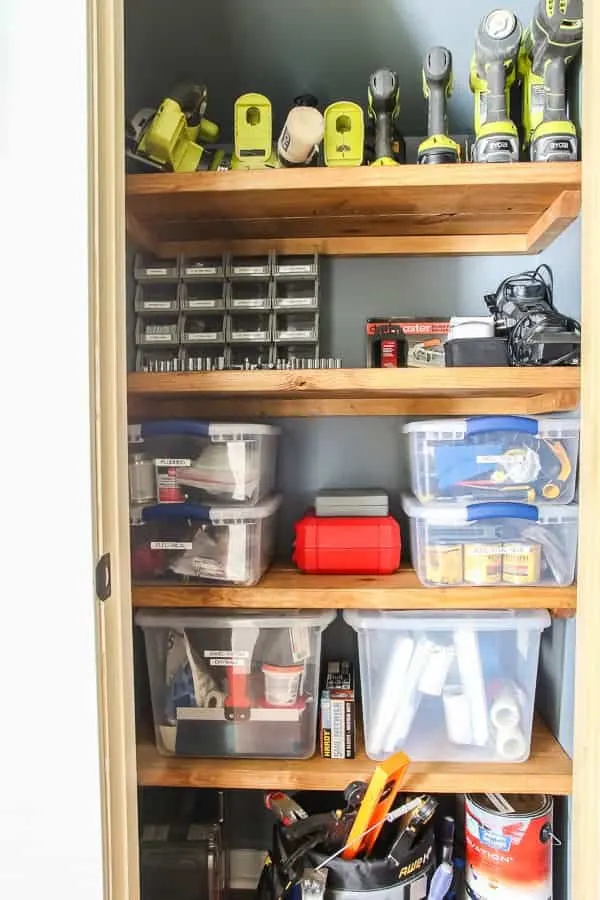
[418,47,460,164]
[470,9,522,162]
[368,69,401,166]
[519,0,583,161]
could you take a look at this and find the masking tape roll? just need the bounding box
[443,685,474,745]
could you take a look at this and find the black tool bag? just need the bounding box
[257,821,435,900]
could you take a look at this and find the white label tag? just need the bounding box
[186,266,218,276]
[203,650,250,667]
[187,299,219,309]
[150,541,193,550]
[145,333,174,342]
[291,625,310,662]
[146,266,169,276]
[277,296,314,307]
[155,458,191,467]
[185,332,220,341]
[278,264,313,274]
[143,300,173,310]
[234,265,267,275]
[278,329,314,340]
[232,298,266,309]
[232,330,268,340]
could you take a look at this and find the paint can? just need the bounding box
[502,542,542,585]
[465,793,553,899]
[463,543,502,585]
[424,545,463,584]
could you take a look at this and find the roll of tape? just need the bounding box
[443,685,474,745]
[495,726,528,761]
[489,683,521,731]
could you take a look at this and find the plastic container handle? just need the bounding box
[134,420,211,437]
[142,503,212,522]
[466,502,539,521]
[466,416,538,436]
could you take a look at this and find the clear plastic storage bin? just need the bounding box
[128,420,279,504]
[344,609,550,763]
[130,495,281,585]
[403,415,580,504]
[402,495,578,587]
[137,608,335,758]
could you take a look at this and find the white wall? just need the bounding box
[0,2,104,898]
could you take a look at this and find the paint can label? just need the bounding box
[463,544,502,585]
[502,542,542,585]
[465,794,552,899]
[424,545,463,584]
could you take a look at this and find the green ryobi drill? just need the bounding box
[470,9,522,162]
[519,0,583,161]
[368,69,401,166]
[418,46,460,164]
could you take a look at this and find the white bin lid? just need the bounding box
[402,415,579,438]
[344,609,551,633]
[401,494,578,525]
[137,608,336,631]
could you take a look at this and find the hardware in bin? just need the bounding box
[402,495,578,587]
[345,609,551,764]
[403,415,580,504]
[128,420,280,505]
[136,609,335,758]
[130,496,281,586]
[293,513,401,574]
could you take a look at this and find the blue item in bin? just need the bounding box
[405,415,578,504]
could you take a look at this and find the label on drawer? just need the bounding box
[186,265,219,276]
[150,541,193,550]
[233,265,268,275]
[278,264,314,275]
[155,458,191,467]
[142,300,173,310]
[146,267,169,276]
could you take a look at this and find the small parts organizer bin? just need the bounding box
[132,252,320,371]
[128,420,280,505]
[130,495,281,586]
[403,415,580,504]
[345,609,550,764]
[137,609,335,758]
[402,495,578,587]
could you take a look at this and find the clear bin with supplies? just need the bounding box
[344,609,550,763]
[402,495,578,587]
[128,420,280,504]
[403,415,580,504]
[130,495,281,585]
[136,608,335,758]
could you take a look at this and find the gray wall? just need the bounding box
[125,0,547,141]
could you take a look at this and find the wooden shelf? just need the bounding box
[137,718,572,794]
[132,564,576,615]
[127,367,580,417]
[126,163,581,258]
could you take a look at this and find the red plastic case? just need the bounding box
[293,513,401,574]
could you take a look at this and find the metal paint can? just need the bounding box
[465,793,553,899]
[502,542,542,585]
[463,543,502,585]
[424,545,463,584]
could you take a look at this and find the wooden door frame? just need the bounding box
[571,0,600,893]
[88,0,139,898]
[88,0,600,896]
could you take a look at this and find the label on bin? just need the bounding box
[203,649,250,667]
[143,301,173,310]
[146,267,169,276]
[155,458,191,467]
[186,265,218,276]
[234,265,268,275]
[278,264,313,275]
[150,541,193,550]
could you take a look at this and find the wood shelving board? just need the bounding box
[137,718,572,794]
[126,163,581,258]
[132,565,576,615]
[127,367,580,417]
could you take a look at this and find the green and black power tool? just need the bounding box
[470,9,522,162]
[418,46,460,164]
[519,0,583,161]
[368,69,401,166]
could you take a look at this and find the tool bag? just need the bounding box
[257,820,435,900]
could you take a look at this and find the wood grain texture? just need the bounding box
[572,0,600,892]
[126,163,581,257]
[126,368,580,418]
[136,718,572,794]
[132,564,576,613]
